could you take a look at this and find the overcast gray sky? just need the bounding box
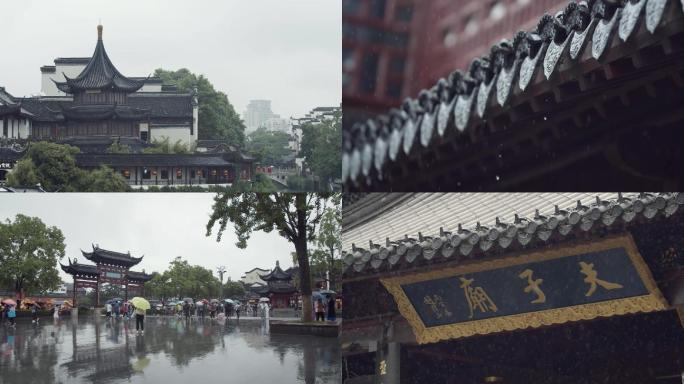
[1,0,341,119]
[0,194,295,282]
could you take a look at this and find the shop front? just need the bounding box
[341,193,684,384]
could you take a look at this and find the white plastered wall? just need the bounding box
[149,126,193,147]
[41,64,86,96]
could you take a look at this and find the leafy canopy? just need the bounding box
[146,257,221,300]
[6,142,129,192]
[206,193,331,322]
[0,214,66,295]
[299,113,341,186]
[245,127,293,165]
[155,68,246,147]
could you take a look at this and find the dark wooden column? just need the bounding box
[124,279,128,302]
[95,275,100,307]
[72,276,77,307]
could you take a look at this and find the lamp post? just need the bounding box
[217,266,226,299]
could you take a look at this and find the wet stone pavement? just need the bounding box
[0,316,340,384]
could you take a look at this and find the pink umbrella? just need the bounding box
[2,299,16,306]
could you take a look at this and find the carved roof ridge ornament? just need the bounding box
[342,193,683,276]
[435,77,456,137]
[373,115,389,177]
[342,0,683,189]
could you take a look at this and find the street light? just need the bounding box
[217,266,226,299]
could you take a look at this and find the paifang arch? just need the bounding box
[60,244,152,307]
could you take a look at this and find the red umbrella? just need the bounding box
[2,299,16,306]
[201,299,209,304]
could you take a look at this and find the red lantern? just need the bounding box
[176,169,182,177]
[223,170,229,177]
[123,169,130,177]
[211,169,217,176]
[152,170,157,177]
[197,169,202,177]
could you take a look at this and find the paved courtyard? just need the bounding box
[0,316,340,384]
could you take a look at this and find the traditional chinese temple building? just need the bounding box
[341,193,684,383]
[343,0,684,191]
[256,261,299,308]
[60,245,152,308]
[0,25,255,186]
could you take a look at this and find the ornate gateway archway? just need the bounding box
[60,244,152,307]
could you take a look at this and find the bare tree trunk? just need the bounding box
[295,193,313,322]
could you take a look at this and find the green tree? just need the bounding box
[246,128,294,165]
[316,195,342,289]
[0,215,66,302]
[155,68,246,147]
[6,158,40,187]
[76,166,130,192]
[7,142,130,192]
[206,193,329,322]
[154,257,221,300]
[8,141,81,191]
[223,280,246,299]
[299,114,342,187]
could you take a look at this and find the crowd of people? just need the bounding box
[104,300,146,333]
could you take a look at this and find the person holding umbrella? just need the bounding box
[7,304,16,327]
[130,297,150,334]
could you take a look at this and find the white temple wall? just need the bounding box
[140,83,162,92]
[192,103,199,143]
[149,126,194,147]
[41,64,86,96]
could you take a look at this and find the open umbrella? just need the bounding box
[183,298,193,303]
[132,357,151,372]
[259,298,270,303]
[210,299,219,304]
[312,291,325,300]
[201,299,209,304]
[130,297,150,310]
[1,299,16,306]
[224,299,235,304]
[319,290,336,296]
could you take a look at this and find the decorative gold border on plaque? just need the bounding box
[381,234,669,345]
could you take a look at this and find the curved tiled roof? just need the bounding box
[82,244,143,267]
[61,104,149,121]
[342,192,683,276]
[127,93,193,119]
[259,261,293,281]
[54,25,145,94]
[342,0,684,189]
[60,260,98,277]
[126,270,153,282]
[75,153,233,167]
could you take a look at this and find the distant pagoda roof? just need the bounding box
[259,261,292,281]
[54,25,145,94]
[81,244,143,267]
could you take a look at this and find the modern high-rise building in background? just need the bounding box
[342,0,568,128]
[242,99,291,133]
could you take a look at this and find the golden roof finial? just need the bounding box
[97,23,103,40]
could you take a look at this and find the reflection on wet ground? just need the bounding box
[0,316,340,384]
